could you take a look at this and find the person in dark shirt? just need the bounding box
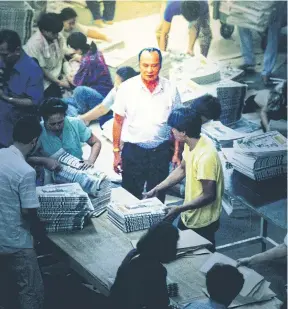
[109,221,179,309]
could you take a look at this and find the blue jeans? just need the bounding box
[238,17,283,76]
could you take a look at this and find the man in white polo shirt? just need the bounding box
[0,116,45,309]
[112,47,181,202]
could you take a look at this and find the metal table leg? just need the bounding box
[260,217,268,252]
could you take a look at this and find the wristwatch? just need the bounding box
[113,148,120,153]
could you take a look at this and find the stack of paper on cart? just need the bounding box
[202,121,247,148]
[51,149,112,210]
[231,131,287,181]
[201,253,276,307]
[108,198,166,232]
[37,183,94,232]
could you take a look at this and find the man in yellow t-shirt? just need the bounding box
[144,107,224,250]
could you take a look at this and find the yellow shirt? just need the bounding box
[181,136,224,229]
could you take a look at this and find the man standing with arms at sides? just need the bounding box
[145,108,224,251]
[112,47,181,203]
[0,116,45,309]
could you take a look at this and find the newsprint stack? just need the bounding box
[37,183,94,232]
[108,198,167,232]
[231,131,287,181]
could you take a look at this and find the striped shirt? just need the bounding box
[0,146,40,253]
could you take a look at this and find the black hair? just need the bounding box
[38,13,63,33]
[39,98,68,121]
[206,263,244,307]
[136,221,179,263]
[191,94,222,121]
[67,32,97,54]
[138,47,162,67]
[60,7,78,21]
[13,116,42,144]
[168,107,202,139]
[116,66,139,82]
[181,1,201,22]
[0,29,21,52]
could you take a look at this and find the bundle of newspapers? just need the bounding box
[51,149,112,214]
[107,198,167,232]
[37,183,94,232]
[219,1,277,33]
[231,131,287,181]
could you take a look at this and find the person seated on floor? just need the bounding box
[24,12,70,98]
[80,66,139,127]
[63,32,113,119]
[28,98,101,172]
[109,221,179,309]
[0,29,44,148]
[191,94,221,124]
[60,7,112,57]
[183,263,244,309]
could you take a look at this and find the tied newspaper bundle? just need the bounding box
[200,253,276,308]
[51,149,112,215]
[37,183,94,232]
[108,198,167,233]
[231,131,287,181]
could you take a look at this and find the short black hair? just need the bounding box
[39,98,68,121]
[0,29,21,52]
[13,116,42,144]
[207,264,244,306]
[116,66,139,82]
[137,221,179,263]
[67,32,97,54]
[138,47,162,67]
[192,94,222,121]
[60,7,78,21]
[181,1,201,22]
[168,107,202,138]
[38,13,63,33]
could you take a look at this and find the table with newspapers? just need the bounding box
[48,188,283,309]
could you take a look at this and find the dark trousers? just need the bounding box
[44,82,62,98]
[121,142,172,203]
[86,0,116,21]
[178,218,220,252]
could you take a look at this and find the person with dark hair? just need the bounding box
[24,12,69,98]
[60,7,111,53]
[145,108,223,250]
[183,263,244,308]
[109,221,179,309]
[86,0,116,27]
[0,29,44,148]
[112,47,182,203]
[156,0,212,57]
[191,94,222,123]
[80,66,139,126]
[62,32,113,123]
[0,116,45,309]
[28,98,101,170]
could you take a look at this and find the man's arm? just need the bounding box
[27,156,61,172]
[159,21,171,51]
[0,93,33,107]
[22,208,46,241]
[86,133,102,165]
[113,113,124,173]
[187,25,197,55]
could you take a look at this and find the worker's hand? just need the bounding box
[186,49,195,57]
[142,187,158,199]
[43,158,62,172]
[70,54,82,62]
[82,159,95,169]
[57,79,70,89]
[236,257,252,267]
[171,155,181,169]
[164,206,181,222]
[113,152,122,174]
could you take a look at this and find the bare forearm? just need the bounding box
[249,243,287,264]
[81,104,108,121]
[188,26,197,52]
[156,165,185,192]
[113,115,123,149]
[2,94,33,107]
[180,193,215,212]
[43,68,60,84]
[88,141,101,163]
[159,32,168,51]
[27,156,48,166]
[260,109,269,132]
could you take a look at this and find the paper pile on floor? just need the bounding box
[231,131,287,181]
[108,197,166,232]
[37,183,94,232]
[201,252,276,307]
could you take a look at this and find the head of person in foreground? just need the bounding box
[206,263,244,307]
[136,221,179,263]
[60,7,78,33]
[38,13,63,43]
[138,47,162,83]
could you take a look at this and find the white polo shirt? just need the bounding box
[113,75,181,148]
[0,146,40,253]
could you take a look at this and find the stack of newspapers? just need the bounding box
[37,183,94,232]
[231,131,287,181]
[108,198,167,232]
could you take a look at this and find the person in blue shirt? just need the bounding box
[0,29,44,148]
[183,264,244,309]
[156,0,212,57]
